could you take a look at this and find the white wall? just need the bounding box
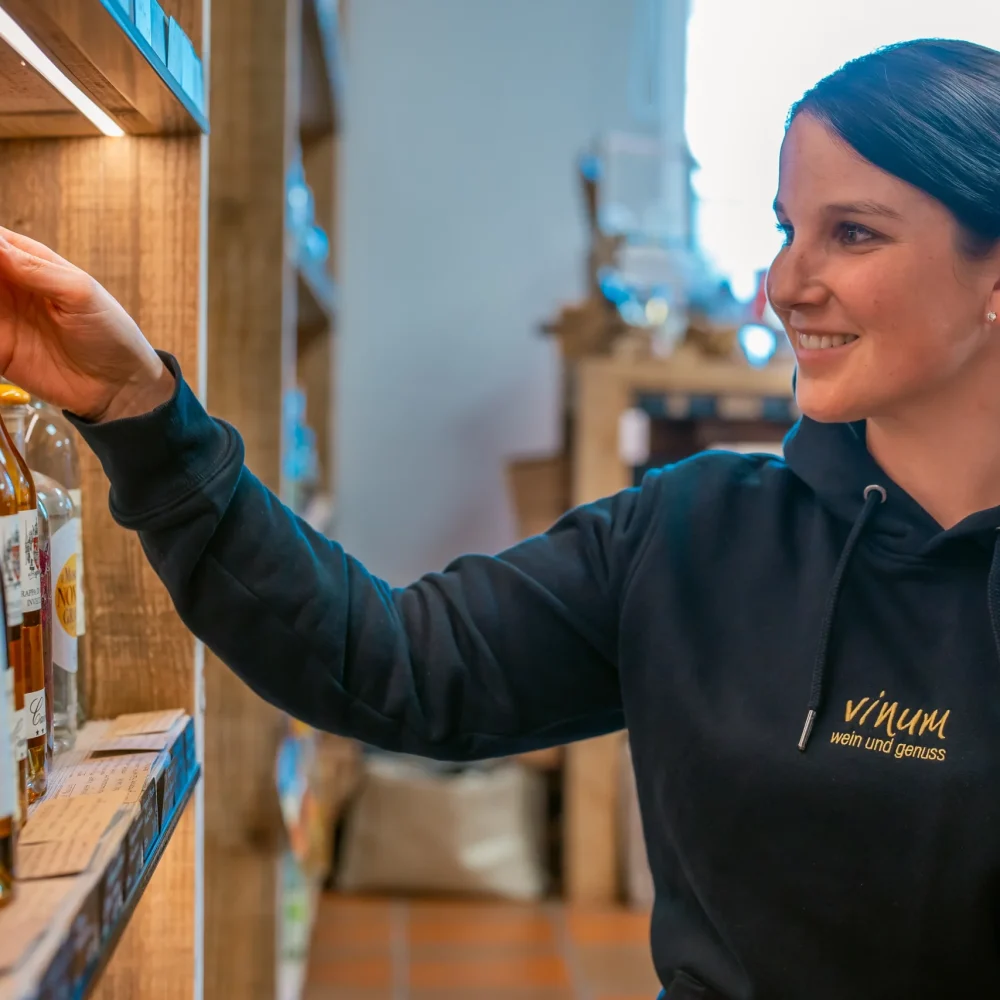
[336,0,647,584]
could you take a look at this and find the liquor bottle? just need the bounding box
[35,488,54,761]
[0,576,13,906]
[23,398,84,740]
[0,461,25,825]
[0,389,47,801]
[35,477,73,753]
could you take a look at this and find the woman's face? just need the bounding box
[767,113,1000,423]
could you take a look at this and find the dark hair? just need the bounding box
[790,38,1000,257]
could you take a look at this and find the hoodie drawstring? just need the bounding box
[798,484,887,752]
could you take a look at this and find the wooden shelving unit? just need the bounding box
[0,3,209,998]
[206,0,344,997]
[0,715,198,1000]
[562,349,797,905]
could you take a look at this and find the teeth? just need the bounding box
[797,333,858,350]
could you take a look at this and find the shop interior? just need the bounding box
[0,1,997,999]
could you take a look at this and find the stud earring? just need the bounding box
[990,311,998,323]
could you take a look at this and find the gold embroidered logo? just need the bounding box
[829,691,949,762]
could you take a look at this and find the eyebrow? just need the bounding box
[773,198,903,220]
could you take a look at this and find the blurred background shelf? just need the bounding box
[296,259,337,343]
[300,0,344,139]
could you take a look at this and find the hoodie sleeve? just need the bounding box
[69,355,658,760]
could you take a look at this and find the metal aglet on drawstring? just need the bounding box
[798,710,817,752]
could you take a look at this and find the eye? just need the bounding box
[838,222,876,246]
[775,221,793,246]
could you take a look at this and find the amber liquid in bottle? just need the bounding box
[0,460,26,826]
[0,410,46,802]
[0,575,14,906]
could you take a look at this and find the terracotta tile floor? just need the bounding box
[303,895,662,1000]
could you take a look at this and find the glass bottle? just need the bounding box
[0,576,12,906]
[35,477,73,752]
[0,461,25,826]
[0,575,13,907]
[0,390,47,802]
[24,398,84,736]
[35,488,53,761]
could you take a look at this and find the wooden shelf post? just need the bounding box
[204,0,342,996]
[0,1,210,996]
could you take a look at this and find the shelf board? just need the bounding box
[0,0,208,137]
[0,713,200,1000]
[300,0,343,139]
[296,258,337,346]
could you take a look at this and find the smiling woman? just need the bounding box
[766,40,1000,528]
[4,33,1000,1000]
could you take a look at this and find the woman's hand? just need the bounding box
[0,227,175,423]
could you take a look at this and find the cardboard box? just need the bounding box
[68,886,101,984]
[506,454,571,541]
[124,806,144,897]
[139,778,159,860]
[99,836,128,936]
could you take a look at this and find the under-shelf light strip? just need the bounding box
[0,6,124,137]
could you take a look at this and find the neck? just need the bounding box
[866,360,1000,529]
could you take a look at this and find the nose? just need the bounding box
[766,242,827,316]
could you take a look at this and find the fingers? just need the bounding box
[0,227,69,266]
[0,234,89,306]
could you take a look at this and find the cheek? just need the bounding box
[839,253,974,367]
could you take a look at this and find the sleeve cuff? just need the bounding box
[66,352,244,526]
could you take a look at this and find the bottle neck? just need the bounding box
[2,408,27,454]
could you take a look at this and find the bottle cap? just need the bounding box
[0,384,30,406]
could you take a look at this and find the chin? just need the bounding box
[794,373,870,424]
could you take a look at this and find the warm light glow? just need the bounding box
[0,6,125,137]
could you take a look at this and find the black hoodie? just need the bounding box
[72,355,1000,1000]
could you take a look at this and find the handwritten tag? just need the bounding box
[109,710,184,736]
[90,733,171,755]
[18,838,99,879]
[22,795,121,846]
[50,754,158,804]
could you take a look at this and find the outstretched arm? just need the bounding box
[0,228,658,759]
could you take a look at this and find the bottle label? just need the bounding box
[50,520,79,673]
[20,509,41,614]
[0,514,22,627]
[25,688,45,741]
[69,492,85,638]
[14,710,25,762]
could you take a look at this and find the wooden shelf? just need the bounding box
[296,258,337,343]
[0,0,208,137]
[300,0,343,139]
[206,1,343,993]
[562,349,797,905]
[0,714,200,1000]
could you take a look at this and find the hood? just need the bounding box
[784,415,1000,555]
[780,414,1000,753]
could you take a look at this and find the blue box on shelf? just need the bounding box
[106,0,134,18]
[150,1,167,62]
[133,0,151,40]
[167,17,185,81]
